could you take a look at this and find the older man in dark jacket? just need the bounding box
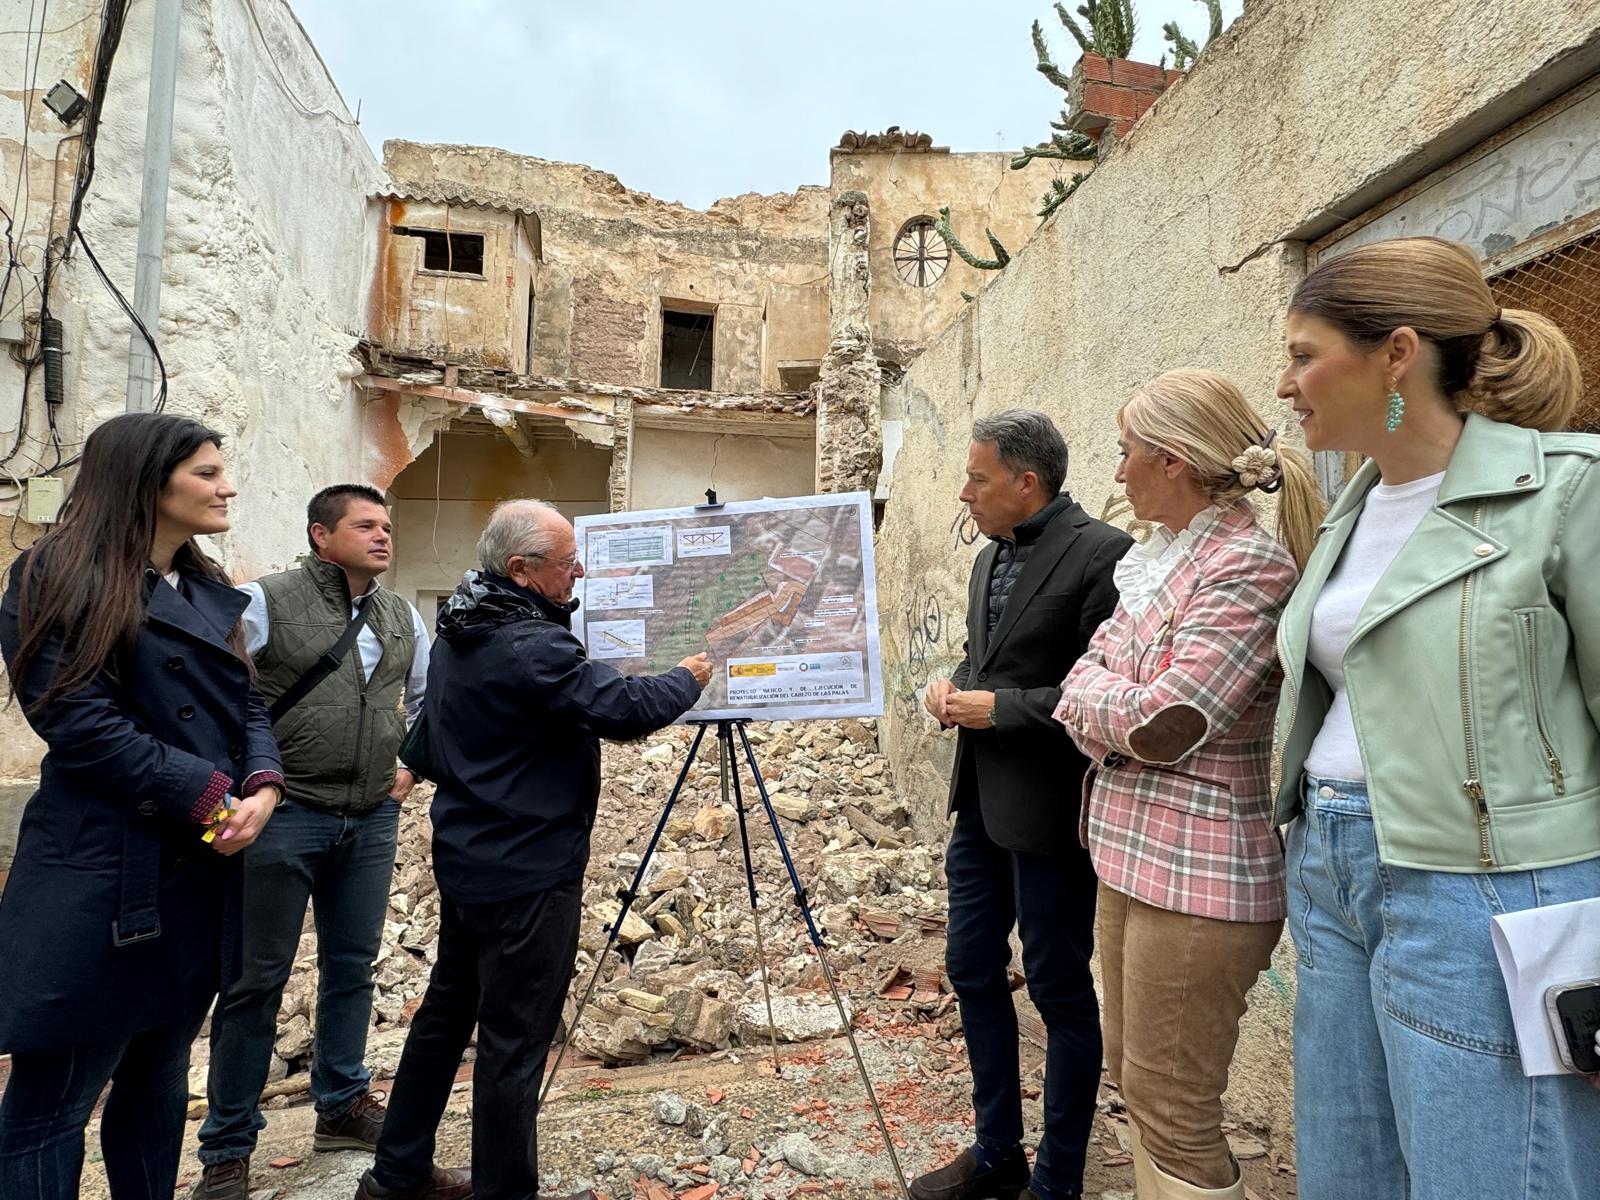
[355,499,711,1200]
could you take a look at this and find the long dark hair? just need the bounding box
[9,412,244,712]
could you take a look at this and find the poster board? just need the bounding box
[574,492,883,723]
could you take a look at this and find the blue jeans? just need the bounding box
[944,801,1101,1198]
[0,1009,208,1200]
[1288,776,1600,1200]
[198,797,400,1164]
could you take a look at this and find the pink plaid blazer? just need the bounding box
[1055,503,1296,923]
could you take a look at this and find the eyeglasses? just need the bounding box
[527,551,580,572]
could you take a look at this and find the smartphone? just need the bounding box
[1544,980,1600,1075]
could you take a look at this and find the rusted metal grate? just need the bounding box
[1489,230,1600,432]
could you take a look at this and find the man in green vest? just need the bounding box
[193,485,432,1200]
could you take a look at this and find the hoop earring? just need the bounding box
[1385,387,1405,433]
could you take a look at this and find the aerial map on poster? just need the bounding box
[574,492,883,723]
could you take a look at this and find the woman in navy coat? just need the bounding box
[0,413,284,1199]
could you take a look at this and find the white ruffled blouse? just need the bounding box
[1111,505,1224,619]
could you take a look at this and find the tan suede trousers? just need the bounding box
[1097,883,1282,1190]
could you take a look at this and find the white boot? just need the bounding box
[1128,1124,1159,1199]
[1147,1152,1245,1200]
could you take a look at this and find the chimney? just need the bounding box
[1067,53,1186,141]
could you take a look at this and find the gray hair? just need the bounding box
[971,409,1069,496]
[477,498,564,574]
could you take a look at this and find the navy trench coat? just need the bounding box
[0,554,281,1054]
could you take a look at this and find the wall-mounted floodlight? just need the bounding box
[43,80,87,126]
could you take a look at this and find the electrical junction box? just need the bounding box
[25,476,64,524]
[0,320,24,346]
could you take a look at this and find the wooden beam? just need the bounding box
[488,411,538,457]
[355,373,612,427]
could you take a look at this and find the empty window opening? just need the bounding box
[394,227,485,276]
[661,308,714,390]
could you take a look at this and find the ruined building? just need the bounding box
[2,0,1599,1152]
[359,135,1054,620]
[0,0,1059,693]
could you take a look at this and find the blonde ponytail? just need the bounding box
[1121,370,1328,571]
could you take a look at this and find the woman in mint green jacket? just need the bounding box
[1273,236,1598,1200]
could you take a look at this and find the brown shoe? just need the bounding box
[353,1165,473,1200]
[190,1158,250,1200]
[908,1147,1029,1200]
[315,1090,388,1152]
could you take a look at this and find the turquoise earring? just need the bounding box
[1385,387,1405,433]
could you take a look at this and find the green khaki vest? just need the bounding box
[254,555,416,815]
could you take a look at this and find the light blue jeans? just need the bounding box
[1287,776,1600,1200]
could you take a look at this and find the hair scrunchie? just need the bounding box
[1232,443,1281,492]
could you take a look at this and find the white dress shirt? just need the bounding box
[237,576,430,726]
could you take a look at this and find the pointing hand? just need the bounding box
[677,653,713,688]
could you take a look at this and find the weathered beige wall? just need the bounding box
[387,426,611,613]
[381,142,833,394]
[0,0,382,784]
[831,149,1056,363]
[369,200,537,373]
[762,282,830,389]
[629,426,816,511]
[876,0,1600,1145]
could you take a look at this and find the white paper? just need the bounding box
[726,651,867,705]
[1490,895,1600,1076]
[587,526,673,570]
[572,493,883,723]
[589,619,647,660]
[587,575,655,611]
[676,525,731,558]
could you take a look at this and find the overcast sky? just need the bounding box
[289,0,1244,209]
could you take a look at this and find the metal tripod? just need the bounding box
[541,719,910,1199]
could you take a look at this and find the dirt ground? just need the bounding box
[55,723,1297,1199]
[71,1013,1296,1200]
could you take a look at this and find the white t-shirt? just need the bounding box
[1304,470,1446,781]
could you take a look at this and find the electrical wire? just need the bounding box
[5,1,43,247]
[0,8,94,38]
[74,225,165,415]
[2,0,133,488]
[240,0,358,126]
[1,0,47,319]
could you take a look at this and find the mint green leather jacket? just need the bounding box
[1272,413,1600,872]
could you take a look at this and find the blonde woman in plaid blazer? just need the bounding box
[1055,371,1325,1200]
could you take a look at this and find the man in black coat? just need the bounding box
[916,411,1132,1200]
[354,500,712,1200]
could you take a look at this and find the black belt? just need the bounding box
[113,820,163,946]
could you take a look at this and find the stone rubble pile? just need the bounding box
[268,717,952,1079]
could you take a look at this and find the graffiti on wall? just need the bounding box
[885,533,968,716]
[1098,492,1154,543]
[901,583,946,686]
[949,504,980,550]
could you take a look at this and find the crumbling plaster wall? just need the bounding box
[387,426,611,614]
[369,199,537,373]
[382,141,832,395]
[831,149,1056,364]
[629,423,816,512]
[876,0,1600,1143]
[761,281,829,390]
[0,0,382,779]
